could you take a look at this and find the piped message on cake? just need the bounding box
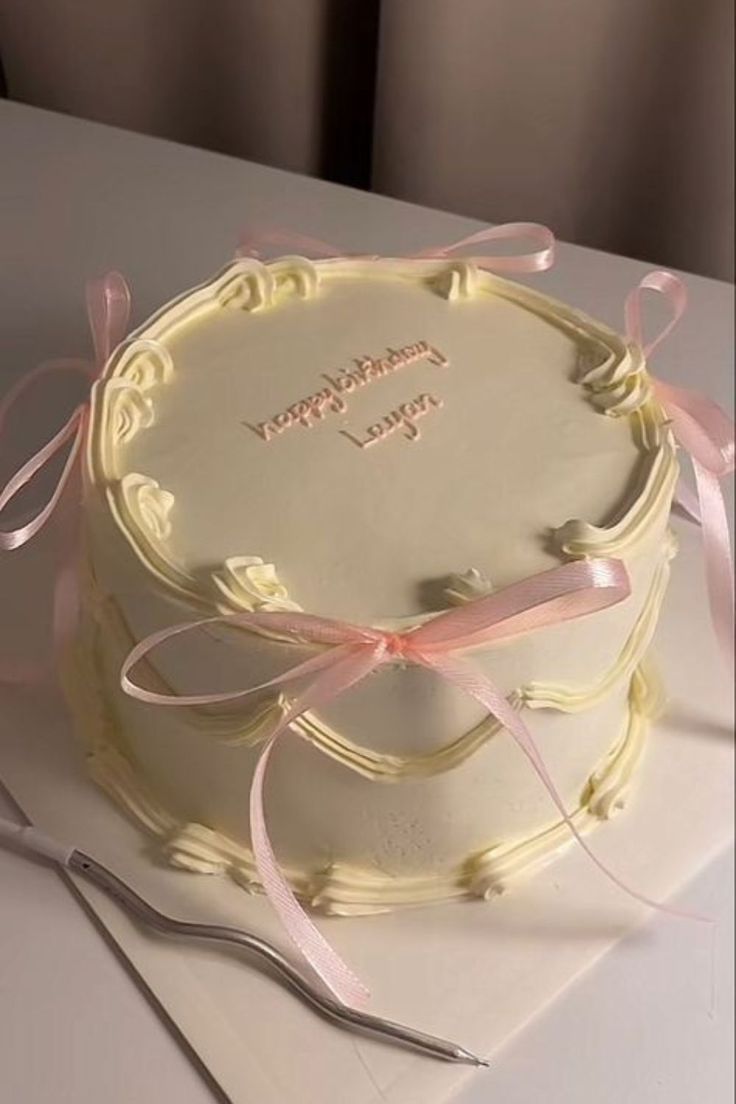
[340,392,443,448]
[243,340,449,449]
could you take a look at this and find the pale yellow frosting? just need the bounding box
[66,643,660,914]
[61,256,679,913]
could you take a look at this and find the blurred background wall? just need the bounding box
[0,0,732,280]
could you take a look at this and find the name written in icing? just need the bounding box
[340,392,443,449]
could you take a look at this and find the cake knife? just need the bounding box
[0,817,489,1067]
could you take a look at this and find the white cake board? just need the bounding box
[0,514,733,1104]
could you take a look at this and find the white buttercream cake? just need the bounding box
[64,255,678,915]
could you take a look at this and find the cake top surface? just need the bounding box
[89,256,651,622]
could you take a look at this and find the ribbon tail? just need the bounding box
[692,459,734,669]
[0,359,93,437]
[248,645,385,1006]
[420,651,708,923]
[0,413,84,685]
[0,407,86,552]
[250,739,369,1008]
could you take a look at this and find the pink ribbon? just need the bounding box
[0,273,131,681]
[625,270,734,667]
[121,557,703,1006]
[237,220,555,274]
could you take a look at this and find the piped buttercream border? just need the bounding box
[86,256,679,623]
[65,653,658,916]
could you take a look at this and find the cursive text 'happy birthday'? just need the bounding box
[243,340,448,444]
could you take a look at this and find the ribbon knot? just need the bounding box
[382,631,411,658]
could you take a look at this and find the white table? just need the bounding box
[0,101,733,1104]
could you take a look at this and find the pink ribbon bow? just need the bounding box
[237,220,555,275]
[0,273,131,680]
[625,271,735,668]
[122,557,701,1006]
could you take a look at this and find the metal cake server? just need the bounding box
[0,818,489,1067]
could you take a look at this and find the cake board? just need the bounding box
[0,512,733,1104]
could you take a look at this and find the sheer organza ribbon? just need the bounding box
[237,220,555,274]
[121,557,704,1006]
[626,271,735,668]
[0,273,131,680]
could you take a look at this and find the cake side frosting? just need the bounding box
[64,617,662,915]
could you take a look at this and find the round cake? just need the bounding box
[64,255,678,914]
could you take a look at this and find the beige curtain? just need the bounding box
[1,0,732,279]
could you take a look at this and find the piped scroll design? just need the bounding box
[215,257,320,312]
[578,338,665,426]
[444,568,493,605]
[552,448,677,559]
[119,473,175,542]
[95,339,174,477]
[586,370,653,417]
[433,262,479,301]
[466,663,655,900]
[213,556,302,613]
[109,382,154,444]
[114,338,174,391]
